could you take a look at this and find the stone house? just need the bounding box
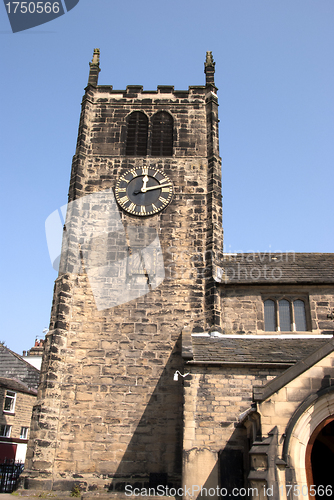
[23,51,334,499]
[0,378,37,463]
[0,345,40,463]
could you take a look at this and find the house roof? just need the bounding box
[219,253,334,285]
[0,345,40,390]
[0,376,37,396]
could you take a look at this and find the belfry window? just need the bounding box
[263,298,308,332]
[125,111,148,156]
[151,112,173,156]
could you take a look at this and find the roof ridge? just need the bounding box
[0,345,40,373]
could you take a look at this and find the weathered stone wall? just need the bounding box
[72,86,210,167]
[182,365,283,499]
[25,81,222,492]
[257,351,334,451]
[310,289,334,332]
[220,285,334,334]
[0,388,36,440]
[83,86,208,158]
[253,350,334,500]
[183,366,283,449]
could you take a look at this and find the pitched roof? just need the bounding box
[0,345,40,390]
[182,331,331,367]
[0,376,37,396]
[219,253,334,285]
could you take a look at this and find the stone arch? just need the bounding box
[151,111,174,156]
[125,111,149,156]
[283,387,334,498]
[305,416,334,493]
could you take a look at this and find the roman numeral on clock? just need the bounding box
[115,166,173,216]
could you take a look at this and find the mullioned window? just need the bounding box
[263,298,308,332]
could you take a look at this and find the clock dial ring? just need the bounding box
[115,166,173,216]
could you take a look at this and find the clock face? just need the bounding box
[115,166,173,216]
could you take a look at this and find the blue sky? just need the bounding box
[0,0,333,354]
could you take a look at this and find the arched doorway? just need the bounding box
[305,417,334,499]
[283,390,334,500]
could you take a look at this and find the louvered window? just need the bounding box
[125,112,148,156]
[151,112,173,156]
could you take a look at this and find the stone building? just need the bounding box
[182,253,334,499]
[0,378,37,463]
[24,51,334,499]
[0,345,40,463]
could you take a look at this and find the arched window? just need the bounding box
[264,299,275,332]
[294,299,307,331]
[125,112,148,156]
[279,299,291,332]
[263,297,308,332]
[151,112,173,156]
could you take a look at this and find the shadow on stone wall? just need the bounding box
[109,336,183,491]
[216,425,248,500]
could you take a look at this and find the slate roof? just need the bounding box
[0,345,40,390]
[220,253,334,285]
[183,332,331,366]
[0,376,37,396]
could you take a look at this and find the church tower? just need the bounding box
[25,50,223,491]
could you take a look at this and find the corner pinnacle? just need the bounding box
[204,51,216,88]
[88,48,101,86]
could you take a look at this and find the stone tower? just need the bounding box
[25,50,223,491]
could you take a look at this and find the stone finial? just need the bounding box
[205,51,215,68]
[91,48,100,66]
[88,48,101,86]
[204,51,216,87]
